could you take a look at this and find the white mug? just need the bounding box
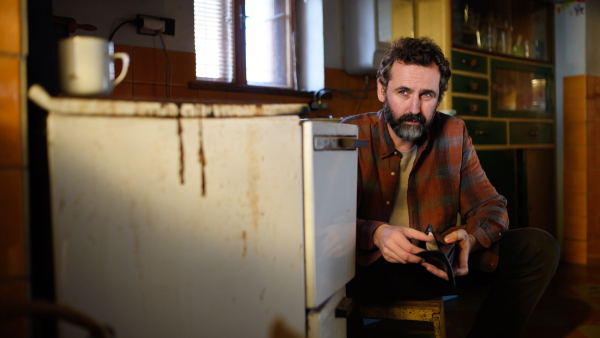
[58,36,130,96]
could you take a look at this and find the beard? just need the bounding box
[382,99,432,142]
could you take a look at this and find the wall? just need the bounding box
[53,0,195,52]
[555,1,587,254]
[0,0,28,336]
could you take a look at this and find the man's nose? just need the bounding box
[408,95,421,114]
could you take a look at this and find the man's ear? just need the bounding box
[377,79,386,103]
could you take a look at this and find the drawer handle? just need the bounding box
[314,136,369,150]
[470,81,480,92]
[475,130,490,135]
[462,58,478,67]
[530,131,540,136]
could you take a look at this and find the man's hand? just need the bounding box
[444,229,481,276]
[373,224,437,264]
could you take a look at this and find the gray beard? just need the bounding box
[382,99,431,142]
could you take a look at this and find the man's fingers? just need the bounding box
[455,245,470,276]
[403,227,435,242]
[422,262,449,281]
[444,229,467,244]
[380,240,423,264]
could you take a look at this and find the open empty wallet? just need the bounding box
[416,224,457,289]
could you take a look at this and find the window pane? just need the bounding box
[194,0,234,82]
[245,0,292,88]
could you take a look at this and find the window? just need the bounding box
[194,0,294,89]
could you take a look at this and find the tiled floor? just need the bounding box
[361,262,600,337]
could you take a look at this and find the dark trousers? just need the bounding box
[347,228,561,338]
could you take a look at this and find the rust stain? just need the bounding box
[260,287,266,300]
[242,230,247,258]
[177,118,185,185]
[246,127,261,232]
[198,119,206,196]
[58,198,66,212]
[129,199,148,321]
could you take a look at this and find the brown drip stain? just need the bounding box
[246,127,261,232]
[177,118,185,185]
[198,119,206,196]
[242,230,247,258]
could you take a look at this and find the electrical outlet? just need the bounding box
[136,14,175,36]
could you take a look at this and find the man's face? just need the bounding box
[378,62,441,142]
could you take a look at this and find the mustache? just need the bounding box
[396,112,427,125]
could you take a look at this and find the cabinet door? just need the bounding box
[491,59,553,119]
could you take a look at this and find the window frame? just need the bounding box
[190,0,312,97]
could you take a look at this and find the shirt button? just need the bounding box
[386,201,390,205]
[394,151,397,155]
[391,172,395,176]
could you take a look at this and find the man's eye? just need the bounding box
[399,90,408,95]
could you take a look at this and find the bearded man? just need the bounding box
[341,37,560,338]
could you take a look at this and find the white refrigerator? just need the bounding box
[30,86,361,338]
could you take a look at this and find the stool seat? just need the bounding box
[358,298,446,338]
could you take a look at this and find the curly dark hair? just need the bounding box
[376,37,451,103]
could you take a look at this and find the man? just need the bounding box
[342,37,560,337]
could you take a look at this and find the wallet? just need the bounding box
[415,224,457,289]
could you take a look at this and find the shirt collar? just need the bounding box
[377,110,436,159]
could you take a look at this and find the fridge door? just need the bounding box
[303,121,358,309]
[307,288,347,338]
[47,114,306,338]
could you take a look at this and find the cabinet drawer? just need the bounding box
[509,122,553,145]
[464,120,507,145]
[453,96,488,117]
[451,50,488,74]
[452,74,489,95]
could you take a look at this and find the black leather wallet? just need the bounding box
[415,224,457,289]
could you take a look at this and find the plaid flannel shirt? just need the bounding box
[342,111,508,273]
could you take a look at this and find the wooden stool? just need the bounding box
[358,298,446,338]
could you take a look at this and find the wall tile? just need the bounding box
[564,169,587,194]
[0,55,22,167]
[588,237,600,263]
[588,193,600,219]
[324,68,346,90]
[564,123,587,146]
[113,44,133,83]
[564,75,587,100]
[168,50,196,86]
[587,123,600,146]
[564,98,586,123]
[0,0,21,55]
[133,83,166,99]
[226,92,255,102]
[588,169,600,194]
[562,238,587,265]
[0,279,27,338]
[587,75,600,98]
[589,97,600,123]
[197,89,227,102]
[111,82,133,99]
[170,85,197,101]
[588,215,600,240]
[565,146,587,170]
[564,216,588,240]
[0,169,25,278]
[254,93,286,103]
[132,46,167,85]
[565,192,587,218]
[589,147,600,169]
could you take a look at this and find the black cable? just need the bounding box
[108,19,139,41]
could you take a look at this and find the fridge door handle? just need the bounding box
[313,136,369,151]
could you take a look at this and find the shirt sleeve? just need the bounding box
[355,162,386,265]
[443,123,509,248]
